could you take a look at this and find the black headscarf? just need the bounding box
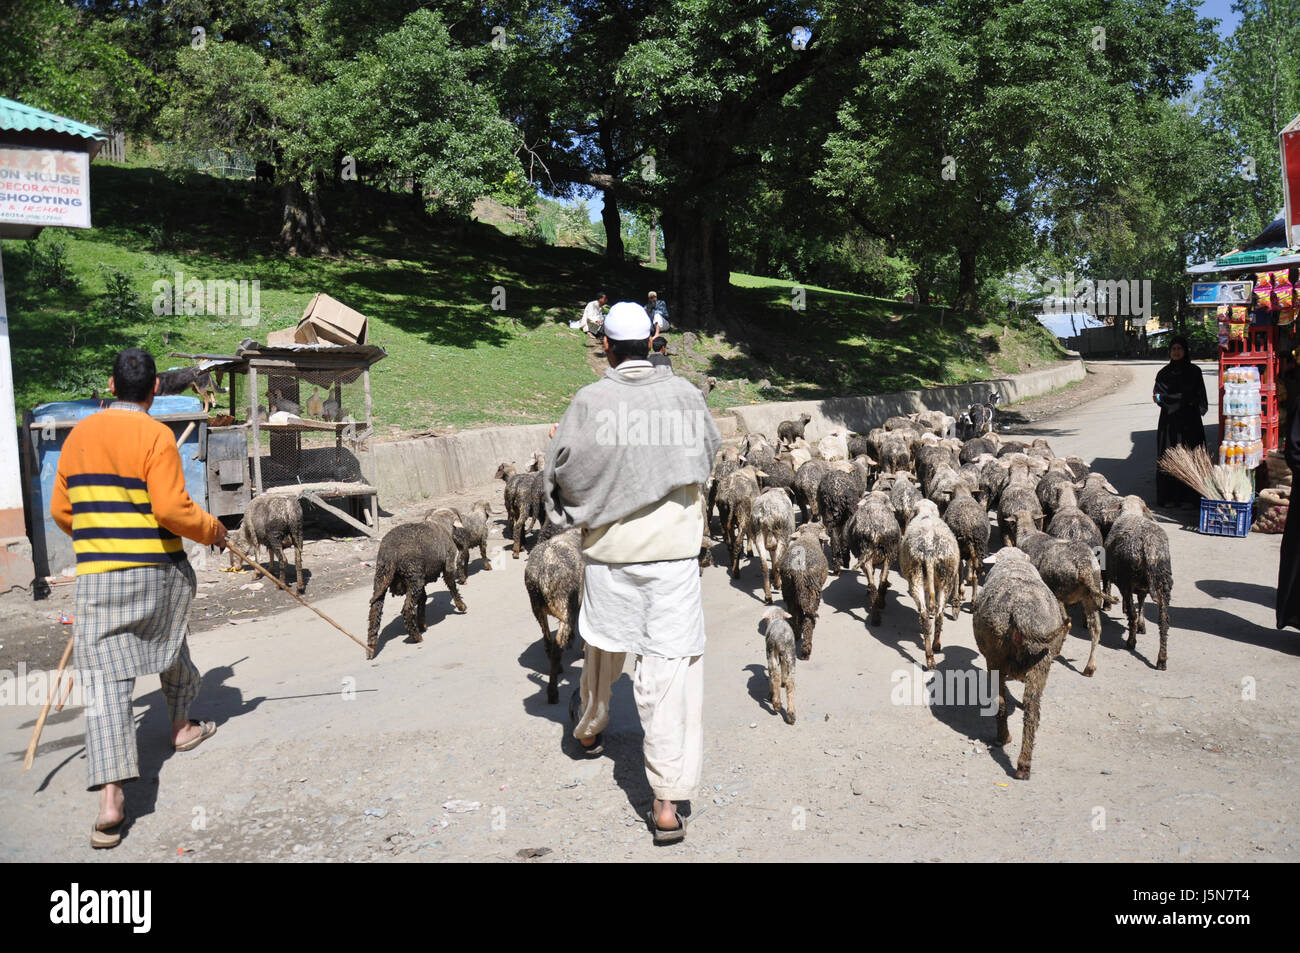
[1154,336,1205,413]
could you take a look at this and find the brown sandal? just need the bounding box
[174,719,217,752]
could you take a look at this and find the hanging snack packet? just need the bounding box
[1255,271,1274,294]
[1228,322,1246,340]
[1279,307,1298,327]
[1274,271,1295,309]
[1230,305,1249,322]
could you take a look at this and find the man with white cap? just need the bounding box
[543,301,721,843]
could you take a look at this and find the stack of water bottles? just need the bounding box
[1220,366,1264,468]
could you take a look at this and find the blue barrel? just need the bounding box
[27,396,208,577]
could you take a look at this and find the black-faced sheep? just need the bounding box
[1104,496,1172,670]
[524,525,584,703]
[899,499,960,670]
[366,520,465,659]
[779,521,830,660]
[230,493,305,593]
[759,606,796,723]
[848,490,900,625]
[972,546,1069,780]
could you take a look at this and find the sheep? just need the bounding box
[916,441,959,496]
[979,454,1011,512]
[717,465,765,576]
[816,427,850,463]
[846,432,874,459]
[1027,437,1055,461]
[759,607,797,723]
[958,392,1002,439]
[759,457,797,494]
[816,468,861,573]
[913,410,956,438]
[741,432,778,472]
[1036,459,1078,519]
[899,499,960,670]
[1064,456,1091,481]
[1046,484,1103,550]
[849,454,874,495]
[960,433,999,464]
[495,454,546,557]
[230,494,305,593]
[1017,526,1106,677]
[925,464,963,513]
[1078,473,1123,539]
[943,483,989,610]
[366,520,466,659]
[996,454,1043,546]
[890,471,922,531]
[747,487,797,603]
[884,415,923,434]
[777,413,812,448]
[791,457,830,523]
[847,491,899,625]
[972,547,1069,780]
[1104,496,1173,670]
[706,446,742,537]
[523,525,584,703]
[449,501,493,581]
[787,443,814,471]
[878,429,914,475]
[779,522,830,660]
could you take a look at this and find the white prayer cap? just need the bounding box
[603,302,653,340]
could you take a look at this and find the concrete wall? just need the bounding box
[372,359,1085,506]
[726,359,1086,442]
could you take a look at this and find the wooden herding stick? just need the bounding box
[224,540,369,652]
[22,635,74,772]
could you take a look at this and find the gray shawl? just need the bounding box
[544,363,721,529]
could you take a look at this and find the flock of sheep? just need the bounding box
[708,407,1173,779]
[230,396,1175,782]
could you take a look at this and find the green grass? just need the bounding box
[5,162,1066,433]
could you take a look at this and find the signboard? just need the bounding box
[0,146,91,230]
[1191,280,1253,305]
[1283,113,1300,248]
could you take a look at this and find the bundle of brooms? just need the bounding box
[1158,445,1253,503]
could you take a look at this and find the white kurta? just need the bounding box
[579,556,706,658]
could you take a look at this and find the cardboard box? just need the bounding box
[266,293,368,346]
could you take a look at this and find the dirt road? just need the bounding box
[3,360,1297,862]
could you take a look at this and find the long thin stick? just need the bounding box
[22,635,74,772]
[224,540,369,652]
[54,672,74,713]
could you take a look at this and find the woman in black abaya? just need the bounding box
[1277,357,1300,629]
[1153,337,1208,507]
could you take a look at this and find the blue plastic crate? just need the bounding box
[1198,498,1252,537]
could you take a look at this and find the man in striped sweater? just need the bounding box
[51,348,227,848]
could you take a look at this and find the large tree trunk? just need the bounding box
[662,210,732,334]
[280,180,331,257]
[601,189,623,261]
[955,246,977,311]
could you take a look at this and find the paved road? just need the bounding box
[3,360,1297,862]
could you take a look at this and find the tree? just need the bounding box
[1201,0,1300,239]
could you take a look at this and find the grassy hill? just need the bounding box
[5,162,1066,435]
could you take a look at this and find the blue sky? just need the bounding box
[563,2,1245,224]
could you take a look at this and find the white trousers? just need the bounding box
[574,645,704,802]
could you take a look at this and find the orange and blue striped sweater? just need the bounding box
[51,403,221,574]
